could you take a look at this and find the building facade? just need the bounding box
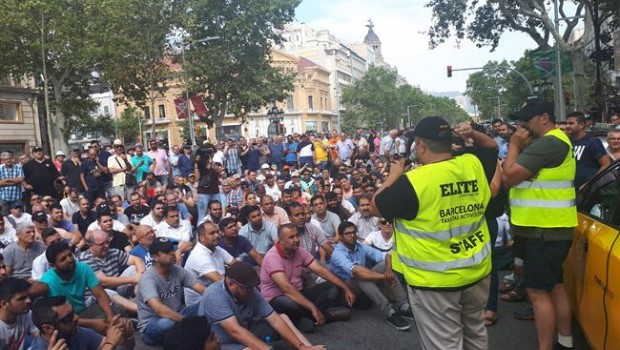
[0,75,42,156]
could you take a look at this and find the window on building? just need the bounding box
[0,102,21,122]
[308,96,314,110]
[305,121,317,132]
[322,122,330,132]
[158,104,166,119]
[0,142,27,157]
[143,107,151,119]
[286,95,294,111]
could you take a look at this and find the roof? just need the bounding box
[297,57,329,74]
[364,27,381,44]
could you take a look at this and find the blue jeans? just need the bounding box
[197,193,219,223]
[141,303,199,345]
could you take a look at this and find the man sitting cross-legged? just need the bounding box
[260,223,355,333]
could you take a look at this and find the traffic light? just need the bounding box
[447,65,453,78]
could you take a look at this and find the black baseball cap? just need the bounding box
[10,202,23,209]
[412,116,452,141]
[149,237,175,255]
[512,98,554,122]
[95,203,112,216]
[32,146,43,152]
[225,261,260,288]
[32,211,48,222]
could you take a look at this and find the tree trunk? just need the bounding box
[149,96,156,142]
[50,79,67,154]
[569,50,587,113]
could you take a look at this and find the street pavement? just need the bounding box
[134,292,589,350]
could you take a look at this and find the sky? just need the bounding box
[295,0,539,94]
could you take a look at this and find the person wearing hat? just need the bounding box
[107,139,133,201]
[0,150,24,216]
[8,202,31,232]
[52,151,65,172]
[501,99,577,350]
[369,117,498,349]
[198,261,326,350]
[135,237,206,345]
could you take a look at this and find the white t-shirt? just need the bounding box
[60,198,80,218]
[87,219,126,232]
[183,243,233,306]
[0,227,17,253]
[363,230,393,258]
[154,219,192,242]
[31,252,49,281]
[299,143,313,158]
[8,213,31,232]
[107,154,128,187]
[0,312,38,350]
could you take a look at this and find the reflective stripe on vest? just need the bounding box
[394,217,485,241]
[399,241,492,272]
[513,180,573,190]
[510,198,576,208]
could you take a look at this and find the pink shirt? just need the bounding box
[260,244,314,302]
[147,149,169,176]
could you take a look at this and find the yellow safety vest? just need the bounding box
[509,128,577,228]
[392,153,492,289]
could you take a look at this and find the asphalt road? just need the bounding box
[134,289,590,350]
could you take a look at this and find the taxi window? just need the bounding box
[577,162,620,227]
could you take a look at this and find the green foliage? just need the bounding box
[116,107,144,144]
[180,0,300,127]
[341,66,469,129]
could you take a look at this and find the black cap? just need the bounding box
[412,116,452,141]
[32,211,48,222]
[10,202,23,209]
[32,146,43,152]
[512,98,554,122]
[149,237,175,255]
[225,261,260,287]
[95,203,112,216]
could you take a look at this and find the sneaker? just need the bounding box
[398,307,414,320]
[293,317,315,333]
[386,313,412,331]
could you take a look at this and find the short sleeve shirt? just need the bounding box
[218,236,254,258]
[260,244,314,302]
[78,248,129,277]
[184,244,234,306]
[147,149,169,176]
[239,221,278,255]
[3,241,46,279]
[40,262,100,314]
[198,280,274,345]
[136,265,198,332]
[0,312,37,350]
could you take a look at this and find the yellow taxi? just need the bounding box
[564,160,620,350]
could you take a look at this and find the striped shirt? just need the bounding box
[78,248,129,277]
[0,163,23,201]
[226,147,242,173]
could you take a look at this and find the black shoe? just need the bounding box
[386,313,411,331]
[324,306,351,323]
[294,317,315,333]
[513,304,534,321]
[554,343,573,350]
[398,307,414,320]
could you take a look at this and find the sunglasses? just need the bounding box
[57,311,75,324]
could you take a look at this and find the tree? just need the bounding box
[425,0,616,113]
[341,66,469,129]
[180,0,299,130]
[116,108,144,144]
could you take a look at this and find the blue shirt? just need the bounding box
[131,154,154,183]
[178,154,194,178]
[198,280,274,345]
[284,142,298,162]
[218,235,254,258]
[268,143,285,163]
[31,327,102,350]
[80,159,106,188]
[40,262,100,314]
[329,242,385,281]
[130,244,153,269]
[0,163,24,201]
[239,221,278,255]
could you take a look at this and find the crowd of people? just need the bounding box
[0,106,618,350]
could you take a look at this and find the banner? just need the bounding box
[190,95,208,117]
[174,98,189,120]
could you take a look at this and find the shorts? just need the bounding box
[522,237,572,291]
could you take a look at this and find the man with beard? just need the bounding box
[239,206,278,263]
[135,237,206,345]
[218,217,264,266]
[31,296,131,350]
[39,241,116,333]
[72,198,96,237]
[23,147,60,200]
[287,203,332,263]
[347,195,381,242]
[199,261,324,350]
[0,277,38,350]
[139,200,165,228]
[260,224,354,333]
[496,122,512,160]
[198,199,224,226]
[324,192,350,222]
[184,222,234,306]
[261,195,290,227]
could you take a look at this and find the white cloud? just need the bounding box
[297,0,538,93]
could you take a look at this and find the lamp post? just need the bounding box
[407,104,422,128]
[267,103,284,137]
[179,36,220,146]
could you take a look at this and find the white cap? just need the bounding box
[113,139,123,146]
[291,171,300,177]
[55,151,65,157]
[261,163,270,169]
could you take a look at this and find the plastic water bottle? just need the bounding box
[264,335,272,345]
